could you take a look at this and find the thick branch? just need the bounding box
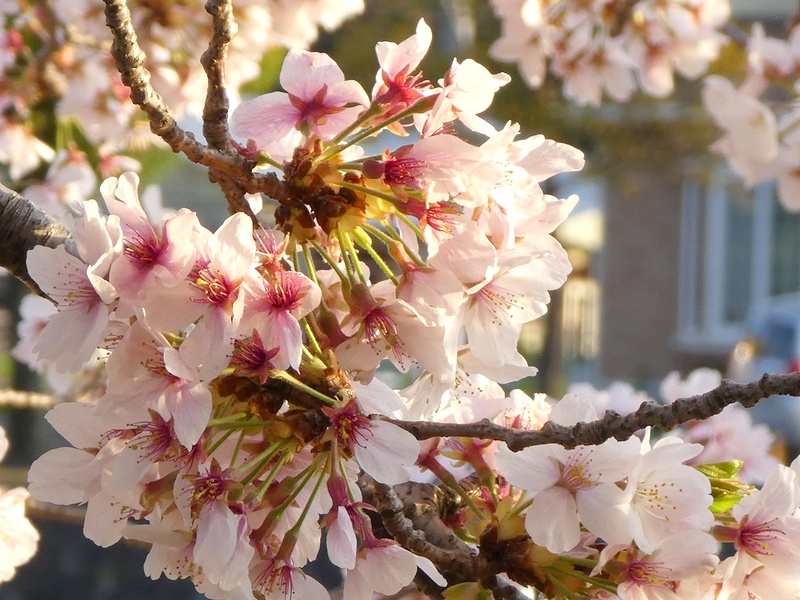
[378,372,800,451]
[373,481,479,577]
[0,183,73,298]
[102,0,287,202]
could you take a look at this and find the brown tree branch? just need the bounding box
[0,183,74,298]
[199,0,259,221]
[373,481,480,578]
[377,372,800,451]
[371,481,530,600]
[101,0,287,204]
[0,389,59,410]
[201,0,235,153]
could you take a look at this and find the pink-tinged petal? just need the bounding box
[549,393,599,425]
[527,486,580,553]
[194,503,237,577]
[376,19,432,80]
[71,199,121,273]
[163,381,212,449]
[464,304,523,368]
[734,464,799,523]
[280,49,345,98]
[428,221,496,285]
[343,565,372,600]
[230,92,299,148]
[178,309,237,381]
[84,491,128,547]
[577,483,634,547]
[651,531,719,578]
[27,448,96,505]
[101,172,149,235]
[209,213,255,280]
[289,573,330,600]
[327,506,357,570]
[369,545,417,595]
[353,421,419,485]
[414,554,447,586]
[43,402,103,448]
[494,443,564,493]
[156,210,200,283]
[0,487,39,580]
[266,309,303,371]
[314,104,367,141]
[27,245,111,373]
[351,379,406,416]
[35,301,109,374]
[517,138,585,182]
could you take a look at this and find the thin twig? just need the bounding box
[199,0,258,222]
[376,372,800,451]
[201,0,235,152]
[0,389,59,410]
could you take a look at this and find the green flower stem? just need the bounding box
[230,428,247,466]
[362,223,425,266]
[338,180,404,206]
[546,565,618,593]
[301,318,324,357]
[323,103,383,150]
[211,419,274,430]
[251,451,292,501]
[279,456,330,557]
[269,369,338,406]
[301,244,320,285]
[267,455,327,523]
[309,240,348,284]
[321,97,436,162]
[393,211,426,241]
[546,573,580,600]
[256,153,283,170]
[354,233,399,285]
[207,413,251,426]
[337,230,368,284]
[422,456,487,520]
[383,222,428,266]
[206,426,237,457]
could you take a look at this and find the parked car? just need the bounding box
[728,292,800,455]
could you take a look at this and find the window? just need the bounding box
[676,164,795,352]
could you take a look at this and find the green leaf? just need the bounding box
[695,460,744,479]
[710,491,746,514]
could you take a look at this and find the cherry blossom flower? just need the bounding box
[496,394,641,553]
[231,49,369,161]
[594,530,719,600]
[0,427,39,584]
[343,541,445,600]
[372,18,432,108]
[625,434,714,553]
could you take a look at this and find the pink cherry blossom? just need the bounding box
[231,49,369,161]
[0,427,39,584]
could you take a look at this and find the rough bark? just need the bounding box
[0,182,73,298]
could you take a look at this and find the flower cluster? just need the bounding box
[702,23,800,212]
[22,20,581,599]
[17,14,800,600]
[489,0,730,105]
